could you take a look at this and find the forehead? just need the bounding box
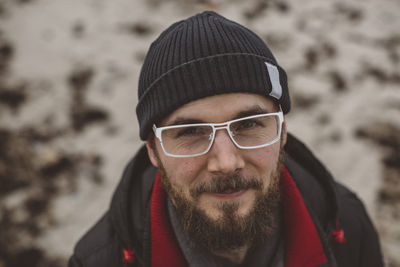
[161,93,277,125]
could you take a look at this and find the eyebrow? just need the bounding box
[165,105,274,127]
[234,106,271,120]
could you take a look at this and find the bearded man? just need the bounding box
[68,11,383,267]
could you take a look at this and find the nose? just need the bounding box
[207,128,245,174]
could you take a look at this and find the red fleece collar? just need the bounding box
[150,167,328,267]
[150,172,187,267]
[280,166,328,267]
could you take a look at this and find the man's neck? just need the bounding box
[211,244,250,264]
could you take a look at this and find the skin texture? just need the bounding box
[146,93,287,263]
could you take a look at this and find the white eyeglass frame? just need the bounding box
[152,109,284,158]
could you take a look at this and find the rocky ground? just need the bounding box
[0,0,399,266]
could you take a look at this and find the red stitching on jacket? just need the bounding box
[122,247,135,264]
[332,221,346,244]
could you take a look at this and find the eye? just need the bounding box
[233,119,262,131]
[175,126,209,138]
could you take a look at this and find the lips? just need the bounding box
[208,189,246,200]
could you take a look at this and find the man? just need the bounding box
[68,11,383,267]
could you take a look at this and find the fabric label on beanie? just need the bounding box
[265,62,282,100]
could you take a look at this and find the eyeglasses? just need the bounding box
[152,110,284,158]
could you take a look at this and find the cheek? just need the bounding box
[246,144,281,185]
[250,145,280,168]
[162,157,206,189]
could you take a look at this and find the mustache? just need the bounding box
[190,173,262,199]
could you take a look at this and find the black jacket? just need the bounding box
[68,134,383,267]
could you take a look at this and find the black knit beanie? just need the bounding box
[136,11,290,140]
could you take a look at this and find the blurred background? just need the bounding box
[0,0,399,266]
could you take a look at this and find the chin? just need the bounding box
[200,191,256,219]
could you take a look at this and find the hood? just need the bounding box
[109,145,157,265]
[108,133,339,263]
[284,133,338,230]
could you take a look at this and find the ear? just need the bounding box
[281,121,287,147]
[146,137,160,168]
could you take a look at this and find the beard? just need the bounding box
[157,151,284,253]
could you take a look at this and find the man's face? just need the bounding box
[147,93,287,251]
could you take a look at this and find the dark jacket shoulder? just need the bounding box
[68,213,123,267]
[331,183,383,267]
[68,146,156,267]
